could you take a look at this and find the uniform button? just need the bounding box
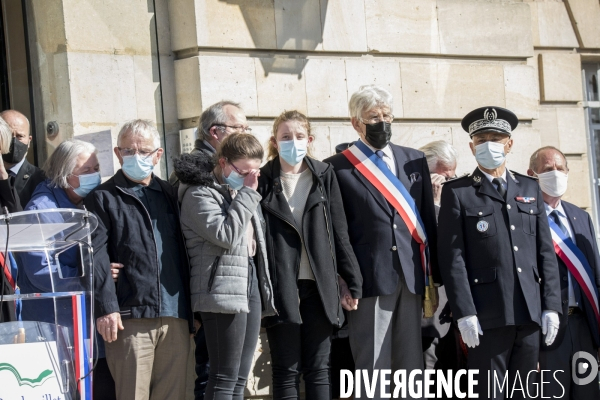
[478,212,482,216]
[563,276,568,281]
[393,224,397,229]
[474,279,479,283]
[517,268,522,273]
[510,225,515,230]
[514,246,518,251]
[539,278,542,283]
[391,246,397,251]
[529,210,533,214]
[507,204,512,210]
[562,300,568,305]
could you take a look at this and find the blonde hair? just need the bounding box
[268,110,315,160]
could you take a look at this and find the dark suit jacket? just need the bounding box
[546,201,600,349]
[14,159,45,209]
[325,143,439,298]
[438,168,561,330]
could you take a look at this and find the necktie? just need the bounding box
[551,210,582,306]
[492,177,506,198]
[375,150,391,171]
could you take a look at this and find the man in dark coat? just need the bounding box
[528,146,600,398]
[0,110,45,208]
[438,106,562,399]
[325,85,439,399]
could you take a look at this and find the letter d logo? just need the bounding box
[572,351,599,386]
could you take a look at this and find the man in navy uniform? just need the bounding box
[528,146,600,398]
[325,85,439,399]
[437,106,562,398]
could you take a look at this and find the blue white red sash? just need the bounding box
[342,141,431,286]
[548,217,600,330]
[72,294,92,400]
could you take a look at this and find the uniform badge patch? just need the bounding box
[477,220,489,232]
[515,197,536,203]
[472,175,482,183]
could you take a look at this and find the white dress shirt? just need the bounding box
[478,167,507,190]
[360,138,396,177]
[544,201,579,307]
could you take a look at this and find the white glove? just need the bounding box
[542,310,560,346]
[457,315,483,348]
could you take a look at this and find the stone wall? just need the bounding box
[168,0,597,210]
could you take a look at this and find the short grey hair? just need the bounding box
[199,100,242,141]
[419,141,458,172]
[117,119,161,149]
[44,139,97,189]
[529,146,568,172]
[0,117,12,154]
[348,85,393,119]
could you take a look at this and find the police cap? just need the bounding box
[461,106,518,137]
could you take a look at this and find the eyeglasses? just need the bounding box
[213,124,252,133]
[228,160,251,177]
[117,147,159,158]
[360,114,394,125]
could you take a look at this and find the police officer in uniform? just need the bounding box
[437,106,562,399]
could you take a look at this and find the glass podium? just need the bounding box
[0,209,97,400]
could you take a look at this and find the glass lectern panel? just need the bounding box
[0,209,97,400]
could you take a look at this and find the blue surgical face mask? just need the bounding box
[278,139,308,166]
[71,171,101,198]
[475,141,507,169]
[122,154,155,181]
[222,168,244,190]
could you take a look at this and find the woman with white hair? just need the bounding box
[16,138,101,321]
[0,115,22,213]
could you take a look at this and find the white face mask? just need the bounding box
[535,170,568,197]
[475,141,506,169]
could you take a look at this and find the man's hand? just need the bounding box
[457,315,483,348]
[244,170,260,191]
[431,173,446,206]
[542,310,560,346]
[96,312,124,343]
[338,276,359,311]
[111,263,124,282]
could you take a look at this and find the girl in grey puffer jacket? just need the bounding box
[174,133,275,400]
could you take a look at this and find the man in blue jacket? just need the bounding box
[528,146,600,398]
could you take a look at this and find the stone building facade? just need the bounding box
[7,0,600,398]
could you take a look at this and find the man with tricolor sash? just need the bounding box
[528,146,600,398]
[438,106,562,399]
[325,85,440,399]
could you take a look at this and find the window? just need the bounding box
[582,63,600,231]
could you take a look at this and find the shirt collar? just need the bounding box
[123,173,161,192]
[478,167,507,184]
[544,200,565,217]
[9,157,26,175]
[359,138,394,160]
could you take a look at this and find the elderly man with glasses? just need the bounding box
[325,85,440,399]
[85,119,193,400]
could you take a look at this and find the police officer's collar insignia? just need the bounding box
[472,175,482,184]
[516,197,536,203]
[476,220,489,232]
[509,171,519,183]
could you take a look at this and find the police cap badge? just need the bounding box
[461,106,518,137]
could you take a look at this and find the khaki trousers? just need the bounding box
[105,317,190,400]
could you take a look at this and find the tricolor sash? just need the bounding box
[72,294,92,400]
[343,141,436,315]
[548,216,600,330]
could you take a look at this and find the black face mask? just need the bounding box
[2,137,29,164]
[364,121,392,149]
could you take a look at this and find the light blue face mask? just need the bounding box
[475,141,506,169]
[71,171,101,198]
[222,169,245,190]
[278,139,308,166]
[122,154,155,181]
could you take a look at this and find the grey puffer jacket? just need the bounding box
[174,153,276,316]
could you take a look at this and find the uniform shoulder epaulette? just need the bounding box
[442,172,470,185]
[510,170,536,180]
